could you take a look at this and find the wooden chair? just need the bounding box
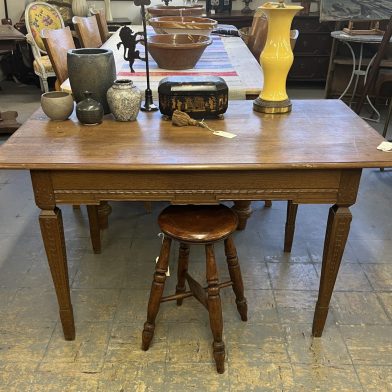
[142,204,247,374]
[72,15,102,48]
[90,9,111,43]
[41,26,75,91]
[375,69,392,139]
[24,2,64,92]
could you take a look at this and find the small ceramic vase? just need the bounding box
[41,92,74,121]
[72,0,88,16]
[76,91,104,125]
[107,80,142,122]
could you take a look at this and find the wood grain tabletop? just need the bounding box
[0,100,390,170]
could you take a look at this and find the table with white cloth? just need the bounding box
[62,25,263,100]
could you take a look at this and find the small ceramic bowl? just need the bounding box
[147,5,204,17]
[41,91,74,121]
[149,16,218,36]
[146,34,212,70]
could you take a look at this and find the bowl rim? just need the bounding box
[149,16,218,28]
[41,91,72,99]
[147,34,212,48]
[147,5,204,10]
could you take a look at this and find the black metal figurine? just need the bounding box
[134,0,158,112]
[117,26,145,73]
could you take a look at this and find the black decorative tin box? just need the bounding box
[158,76,229,118]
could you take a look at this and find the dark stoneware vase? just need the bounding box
[76,91,104,125]
[67,48,116,114]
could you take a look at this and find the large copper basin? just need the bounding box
[150,16,218,36]
[146,34,212,70]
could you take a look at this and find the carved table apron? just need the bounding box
[30,166,360,340]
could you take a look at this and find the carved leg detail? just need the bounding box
[284,201,299,253]
[224,237,247,321]
[232,201,252,231]
[205,244,225,374]
[39,208,75,340]
[312,205,352,337]
[176,243,190,306]
[87,205,101,254]
[98,201,112,230]
[142,236,172,351]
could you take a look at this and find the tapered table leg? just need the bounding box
[31,171,75,340]
[284,201,298,253]
[98,201,112,230]
[232,201,252,230]
[39,208,75,340]
[312,205,352,337]
[87,205,101,254]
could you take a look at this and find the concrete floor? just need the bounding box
[0,81,392,391]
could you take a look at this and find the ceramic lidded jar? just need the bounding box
[76,91,104,125]
[107,79,142,121]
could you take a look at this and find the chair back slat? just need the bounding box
[41,26,75,86]
[73,15,103,48]
[91,9,110,43]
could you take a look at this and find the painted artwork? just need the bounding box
[320,0,392,21]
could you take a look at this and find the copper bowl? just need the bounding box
[149,16,218,36]
[146,34,212,70]
[147,5,204,17]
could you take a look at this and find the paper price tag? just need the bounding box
[213,130,237,139]
[377,141,392,152]
[155,256,170,277]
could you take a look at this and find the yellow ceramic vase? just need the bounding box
[253,1,302,114]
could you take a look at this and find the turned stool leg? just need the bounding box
[176,243,190,306]
[142,236,172,351]
[224,236,248,321]
[205,244,225,374]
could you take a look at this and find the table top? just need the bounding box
[331,30,392,44]
[0,25,25,41]
[0,100,391,171]
[61,26,263,100]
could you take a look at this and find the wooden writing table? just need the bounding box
[0,100,391,341]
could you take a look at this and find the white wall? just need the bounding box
[0,0,27,24]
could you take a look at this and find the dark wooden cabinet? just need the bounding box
[289,15,335,82]
[205,10,254,29]
[203,12,335,82]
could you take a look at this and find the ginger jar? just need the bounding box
[107,79,142,121]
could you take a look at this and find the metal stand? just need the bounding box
[139,3,158,112]
[338,40,380,122]
[355,16,392,116]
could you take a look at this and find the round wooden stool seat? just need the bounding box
[158,204,238,243]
